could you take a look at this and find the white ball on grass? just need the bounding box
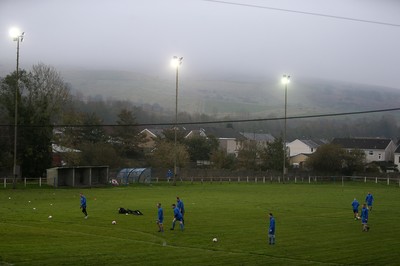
[112,220,117,225]
[48,215,52,219]
[213,238,218,242]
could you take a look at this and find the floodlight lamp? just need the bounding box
[281,75,290,85]
[171,56,183,68]
[9,27,22,40]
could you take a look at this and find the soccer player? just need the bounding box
[170,203,184,231]
[361,203,369,232]
[365,192,374,211]
[156,203,164,232]
[177,196,185,224]
[351,198,360,220]
[268,213,276,245]
[80,193,88,219]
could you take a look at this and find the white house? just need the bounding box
[191,127,246,156]
[394,145,400,171]
[287,139,327,157]
[331,138,396,163]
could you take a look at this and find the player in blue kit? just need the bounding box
[80,193,88,219]
[352,198,360,220]
[361,203,369,232]
[176,197,185,224]
[156,203,164,232]
[170,203,184,231]
[268,213,276,245]
[365,192,374,211]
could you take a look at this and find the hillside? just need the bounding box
[60,69,400,120]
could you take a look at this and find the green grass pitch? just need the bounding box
[1,182,399,265]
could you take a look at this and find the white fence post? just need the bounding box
[308,176,311,184]
[375,177,378,184]
[24,177,26,187]
[387,177,389,186]
[39,177,42,187]
[263,176,265,183]
[4,178,6,188]
[364,176,367,183]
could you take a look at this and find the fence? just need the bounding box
[2,175,400,188]
[153,175,400,187]
[1,177,47,188]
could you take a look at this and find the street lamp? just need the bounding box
[171,56,183,186]
[9,27,24,189]
[281,74,290,183]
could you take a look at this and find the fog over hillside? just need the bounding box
[60,68,400,120]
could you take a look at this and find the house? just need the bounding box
[331,138,396,163]
[51,144,81,167]
[287,139,327,157]
[290,153,310,169]
[138,128,165,153]
[140,127,246,156]
[240,132,275,149]
[186,127,246,156]
[394,145,400,171]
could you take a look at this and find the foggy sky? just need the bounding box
[1,0,400,88]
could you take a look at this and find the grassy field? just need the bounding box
[1,182,399,265]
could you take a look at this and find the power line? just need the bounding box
[1,106,399,128]
[201,0,400,27]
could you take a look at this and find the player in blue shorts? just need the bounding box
[156,203,164,232]
[170,203,184,231]
[361,203,369,232]
[351,198,360,220]
[365,192,374,211]
[268,213,276,245]
[177,196,185,224]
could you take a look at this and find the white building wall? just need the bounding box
[395,153,400,171]
[219,138,238,155]
[287,139,313,157]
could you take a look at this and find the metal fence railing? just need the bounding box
[1,177,47,188]
[152,175,400,187]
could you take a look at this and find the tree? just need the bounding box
[148,140,189,169]
[112,108,144,159]
[162,128,186,143]
[305,144,344,174]
[341,148,366,175]
[78,142,122,168]
[305,144,365,175]
[184,135,219,163]
[210,149,236,170]
[0,64,70,177]
[236,141,259,170]
[260,137,286,172]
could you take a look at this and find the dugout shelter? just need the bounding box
[47,166,109,188]
[116,168,151,184]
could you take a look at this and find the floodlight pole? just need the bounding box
[172,56,183,186]
[282,75,290,184]
[12,31,24,189]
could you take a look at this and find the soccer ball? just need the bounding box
[212,238,218,242]
[112,220,117,225]
[48,215,52,219]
